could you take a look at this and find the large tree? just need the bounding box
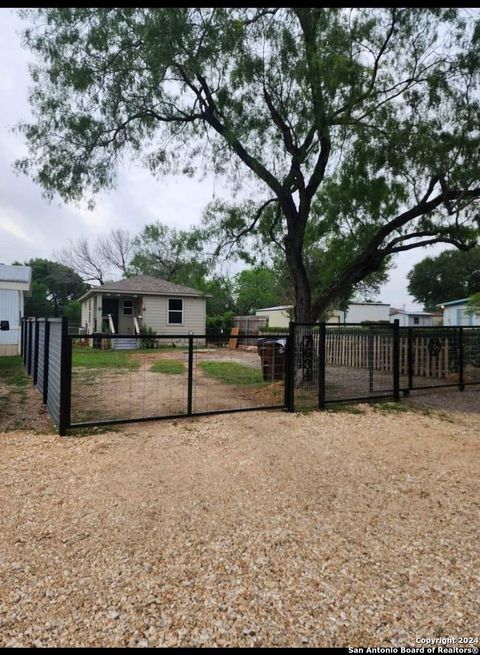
[16,8,480,321]
[407,247,480,310]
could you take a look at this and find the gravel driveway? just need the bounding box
[0,391,479,647]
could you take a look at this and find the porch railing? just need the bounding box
[133,316,141,335]
[107,314,115,334]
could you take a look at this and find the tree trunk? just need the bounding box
[284,229,312,323]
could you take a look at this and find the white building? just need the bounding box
[389,308,441,327]
[441,298,480,326]
[0,264,32,356]
[255,301,390,327]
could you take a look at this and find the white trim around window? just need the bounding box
[167,297,184,325]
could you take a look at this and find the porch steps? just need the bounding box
[111,337,138,350]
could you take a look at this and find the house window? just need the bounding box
[413,316,419,325]
[123,300,133,315]
[168,298,183,324]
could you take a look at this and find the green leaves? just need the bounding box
[407,248,480,310]
[15,8,480,319]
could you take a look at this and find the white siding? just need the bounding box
[142,295,206,334]
[390,312,434,327]
[343,304,390,323]
[443,304,480,326]
[255,308,291,328]
[0,280,31,292]
[0,289,22,352]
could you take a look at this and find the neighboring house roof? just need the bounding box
[347,301,390,306]
[439,298,471,307]
[78,275,210,302]
[0,264,32,285]
[0,264,32,295]
[390,308,437,316]
[256,305,293,312]
[257,301,390,312]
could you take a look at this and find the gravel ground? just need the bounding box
[0,390,479,647]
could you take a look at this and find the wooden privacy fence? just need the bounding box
[325,330,451,379]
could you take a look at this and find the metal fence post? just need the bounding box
[393,319,400,401]
[20,318,24,359]
[59,317,72,436]
[368,327,374,393]
[187,335,194,415]
[458,326,464,391]
[287,322,295,412]
[283,333,291,410]
[43,319,50,405]
[27,318,33,375]
[407,326,413,393]
[317,322,326,410]
[33,318,39,385]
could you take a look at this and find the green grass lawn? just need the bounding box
[0,356,30,388]
[199,360,266,386]
[72,348,140,370]
[0,356,30,407]
[150,360,185,375]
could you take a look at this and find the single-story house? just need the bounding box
[440,297,480,326]
[78,275,210,344]
[389,307,443,327]
[255,301,390,327]
[0,264,32,356]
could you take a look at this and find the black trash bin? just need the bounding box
[257,337,287,381]
[92,332,102,349]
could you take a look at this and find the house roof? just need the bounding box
[389,308,438,316]
[257,301,391,313]
[439,298,471,307]
[0,264,32,284]
[78,275,210,302]
[256,305,293,312]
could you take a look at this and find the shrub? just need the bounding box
[139,325,157,349]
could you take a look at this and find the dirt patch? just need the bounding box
[0,396,479,647]
[70,347,283,424]
[405,385,480,415]
[0,378,54,434]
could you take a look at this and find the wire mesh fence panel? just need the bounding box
[69,332,287,425]
[45,319,63,428]
[324,325,395,403]
[69,335,190,424]
[463,327,480,385]
[192,333,287,413]
[402,327,461,390]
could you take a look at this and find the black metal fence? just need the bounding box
[290,321,480,411]
[20,318,480,435]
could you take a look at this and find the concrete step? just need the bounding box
[111,338,138,350]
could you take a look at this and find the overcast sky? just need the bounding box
[0,8,453,310]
